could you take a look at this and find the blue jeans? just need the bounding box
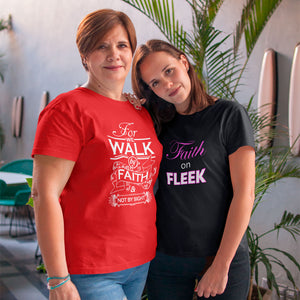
[70,262,149,300]
[147,245,250,300]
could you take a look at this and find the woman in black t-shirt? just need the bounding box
[130,40,256,300]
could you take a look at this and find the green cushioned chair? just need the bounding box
[0,178,35,237]
[0,159,33,175]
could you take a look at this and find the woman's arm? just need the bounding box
[32,154,80,299]
[196,145,255,298]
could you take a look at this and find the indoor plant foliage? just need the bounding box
[121,0,283,100]
[0,15,11,82]
[249,109,300,299]
[121,1,300,299]
[0,17,10,149]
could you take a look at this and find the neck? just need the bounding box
[83,78,125,101]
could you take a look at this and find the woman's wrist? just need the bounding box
[212,254,231,272]
[47,274,70,290]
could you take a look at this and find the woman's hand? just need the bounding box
[123,93,145,110]
[195,261,228,298]
[49,280,81,300]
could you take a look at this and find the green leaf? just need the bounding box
[36,262,46,273]
[274,211,300,240]
[243,0,283,57]
[26,178,34,207]
[121,0,186,50]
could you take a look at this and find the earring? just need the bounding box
[82,57,88,70]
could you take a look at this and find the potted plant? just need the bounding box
[247,108,300,299]
[120,1,300,299]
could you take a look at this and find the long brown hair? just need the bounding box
[76,9,137,70]
[132,39,214,134]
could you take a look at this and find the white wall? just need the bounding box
[0,0,299,289]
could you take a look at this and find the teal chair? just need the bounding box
[0,179,6,196]
[0,160,35,237]
[0,159,33,175]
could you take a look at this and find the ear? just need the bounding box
[180,54,189,71]
[82,56,88,70]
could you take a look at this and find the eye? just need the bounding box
[165,68,174,75]
[151,81,159,88]
[118,43,129,48]
[97,44,107,50]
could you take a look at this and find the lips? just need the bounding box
[169,86,181,97]
[104,65,123,71]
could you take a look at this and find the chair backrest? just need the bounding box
[0,179,7,196]
[0,159,33,176]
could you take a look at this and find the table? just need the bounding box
[0,171,32,186]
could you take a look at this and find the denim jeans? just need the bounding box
[70,262,150,300]
[147,245,250,300]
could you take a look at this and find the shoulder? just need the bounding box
[42,88,91,115]
[214,99,249,117]
[215,99,246,110]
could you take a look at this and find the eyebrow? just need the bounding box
[98,40,129,45]
[148,64,170,85]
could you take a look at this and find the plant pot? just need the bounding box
[251,285,272,300]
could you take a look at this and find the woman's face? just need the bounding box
[85,24,133,90]
[140,51,191,114]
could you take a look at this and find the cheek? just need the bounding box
[182,73,191,91]
[152,87,165,99]
[124,52,133,64]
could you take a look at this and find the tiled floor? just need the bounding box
[0,226,48,300]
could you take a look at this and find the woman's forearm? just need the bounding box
[213,191,254,270]
[34,194,69,277]
[32,155,75,278]
[213,145,255,269]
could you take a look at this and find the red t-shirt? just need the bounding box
[32,87,162,274]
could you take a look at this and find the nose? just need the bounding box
[162,78,173,89]
[106,46,120,62]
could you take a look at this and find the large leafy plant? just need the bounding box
[248,106,300,299]
[121,1,300,299]
[122,0,282,100]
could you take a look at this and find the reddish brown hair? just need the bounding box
[76,9,137,70]
[132,39,215,134]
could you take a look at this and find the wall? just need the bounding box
[0,0,299,289]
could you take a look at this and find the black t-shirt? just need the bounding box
[156,99,255,257]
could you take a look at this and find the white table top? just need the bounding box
[0,171,32,185]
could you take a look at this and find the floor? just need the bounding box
[0,225,48,300]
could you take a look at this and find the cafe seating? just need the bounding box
[0,159,35,237]
[0,188,34,237]
[0,179,6,196]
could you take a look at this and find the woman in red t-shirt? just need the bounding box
[32,10,162,300]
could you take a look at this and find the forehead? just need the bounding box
[101,24,129,42]
[140,51,178,81]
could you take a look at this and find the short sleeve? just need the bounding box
[32,105,84,161]
[221,102,255,155]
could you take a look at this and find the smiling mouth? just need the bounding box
[104,66,123,71]
[169,86,181,97]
